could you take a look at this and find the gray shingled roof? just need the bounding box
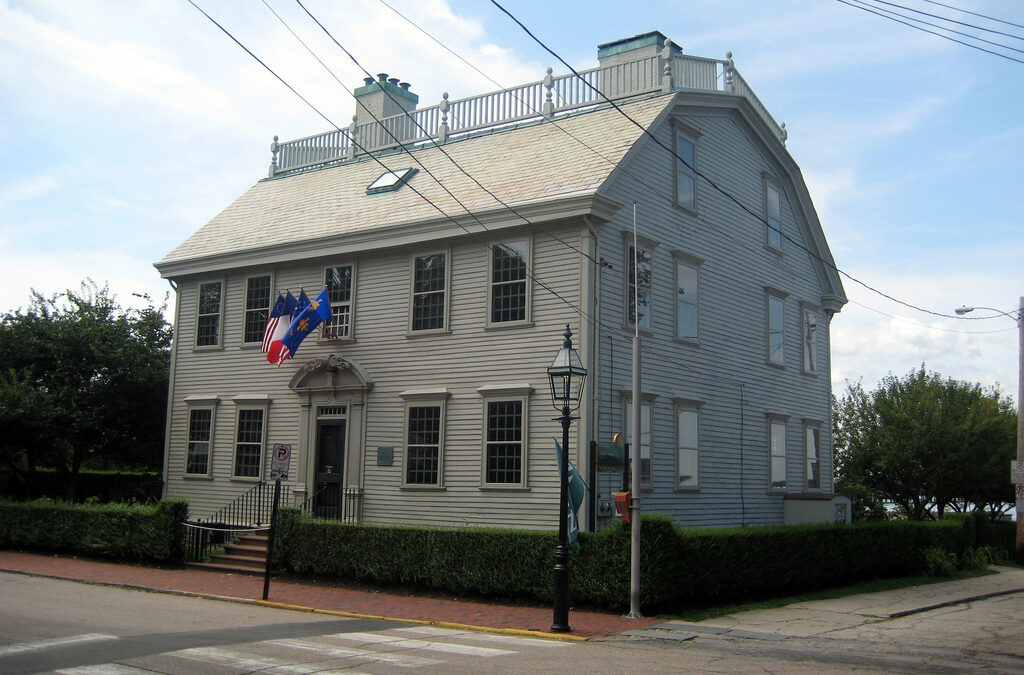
[155,94,673,275]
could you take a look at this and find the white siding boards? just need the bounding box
[156,38,846,531]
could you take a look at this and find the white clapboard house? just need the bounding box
[155,31,849,531]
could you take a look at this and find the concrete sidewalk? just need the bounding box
[0,550,660,639]
[631,565,1024,642]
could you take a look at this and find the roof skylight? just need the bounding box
[367,168,417,194]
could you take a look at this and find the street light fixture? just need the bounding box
[547,324,587,633]
[955,298,1024,557]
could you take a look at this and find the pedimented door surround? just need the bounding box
[289,355,373,514]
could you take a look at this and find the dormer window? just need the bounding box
[367,168,417,194]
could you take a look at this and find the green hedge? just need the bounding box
[0,498,188,564]
[274,511,977,613]
[0,468,163,503]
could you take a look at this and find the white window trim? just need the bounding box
[230,396,270,481]
[183,395,220,478]
[407,249,451,335]
[672,120,700,213]
[623,393,657,487]
[486,237,533,329]
[399,389,450,489]
[674,398,704,491]
[241,273,274,346]
[764,175,784,252]
[768,414,790,492]
[624,233,658,333]
[478,386,532,489]
[673,251,703,345]
[194,278,225,351]
[801,302,820,375]
[766,287,788,368]
[321,262,357,343]
[804,419,822,491]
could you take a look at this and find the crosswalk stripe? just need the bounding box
[395,626,572,647]
[0,633,118,657]
[268,638,445,668]
[324,631,518,657]
[55,665,152,674]
[173,646,365,674]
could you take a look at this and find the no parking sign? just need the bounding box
[271,444,292,480]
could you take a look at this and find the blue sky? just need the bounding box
[1,0,1021,399]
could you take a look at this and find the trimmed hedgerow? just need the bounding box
[0,498,187,564]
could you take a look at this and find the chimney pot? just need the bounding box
[377,73,389,83]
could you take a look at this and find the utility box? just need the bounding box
[613,492,631,521]
[783,493,852,525]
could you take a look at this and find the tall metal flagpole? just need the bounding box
[629,202,643,618]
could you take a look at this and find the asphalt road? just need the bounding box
[4,571,1024,673]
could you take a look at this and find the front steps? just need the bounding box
[188,529,270,575]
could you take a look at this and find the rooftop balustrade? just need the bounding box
[268,44,786,178]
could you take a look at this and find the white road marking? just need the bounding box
[0,634,118,657]
[268,637,445,667]
[55,665,151,674]
[173,645,366,674]
[324,631,518,657]
[395,625,571,647]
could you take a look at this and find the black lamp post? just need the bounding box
[547,324,587,633]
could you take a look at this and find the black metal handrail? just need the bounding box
[183,481,292,563]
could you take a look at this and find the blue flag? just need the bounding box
[555,439,586,551]
[294,289,310,318]
[279,289,332,362]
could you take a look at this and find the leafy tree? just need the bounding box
[0,281,171,500]
[834,366,1016,521]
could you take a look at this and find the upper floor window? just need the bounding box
[805,424,821,490]
[624,398,652,485]
[243,275,271,344]
[195,281,222,347]
[489,240,529,324]
[675,130,697,211]
[676,406,699,489]
[233,408,265,479]
[766,182,783,251]
[803,306,818,374]
[628,244,652,331]
[675,255,701,342]
[769,417,787,490]
[767,291,786,366]
[405,403,445,486]
[411,253,447,332]
[324,265,354,339]
[186,408,213,475]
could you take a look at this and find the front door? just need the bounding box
[313,421,345,519]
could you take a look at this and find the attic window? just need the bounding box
[367,168,417,194]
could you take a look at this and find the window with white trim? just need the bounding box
[489,240,529,324]
[233,408,265,478]
[243,275,271,344]
[405,403,445,486]
[324,264,354,339]
[675,256,700,342]
[628,244,652,331]
[767,291,786,366]
[766,181,783,250]
[484,398,526,485]
[624,398,652,484]
[803,306,818,374]
[769,417,787,490]
[195,281,222,347]
[411,253,447,332]
[676,130,697,211]
[676,406,699,488]
[805,424,821,490]
[186,408,213,475]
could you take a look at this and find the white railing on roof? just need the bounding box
[269,48,786,177]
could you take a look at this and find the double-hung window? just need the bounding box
[324,264,354,339]
[769,416,787,490]
[195,281,223,347]
[767,290,786,366]
[676,405,700,488]
[624,398,653,484]
[675,129,697,211]
[805,423,821,490]
[243,275,271,344]
[628,244,652,331]
[411,253,447,332]
[489,240,529,324]
[766,181,783,251]
[233,408,265,479]
[406,406,443,485]
[803,306,819,374]
[186,409,213,475]
[675,254,701,343]
[484,399,525,486]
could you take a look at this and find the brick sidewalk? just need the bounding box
[0,551,659,639]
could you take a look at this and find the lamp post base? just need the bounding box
[551,543,571,632]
